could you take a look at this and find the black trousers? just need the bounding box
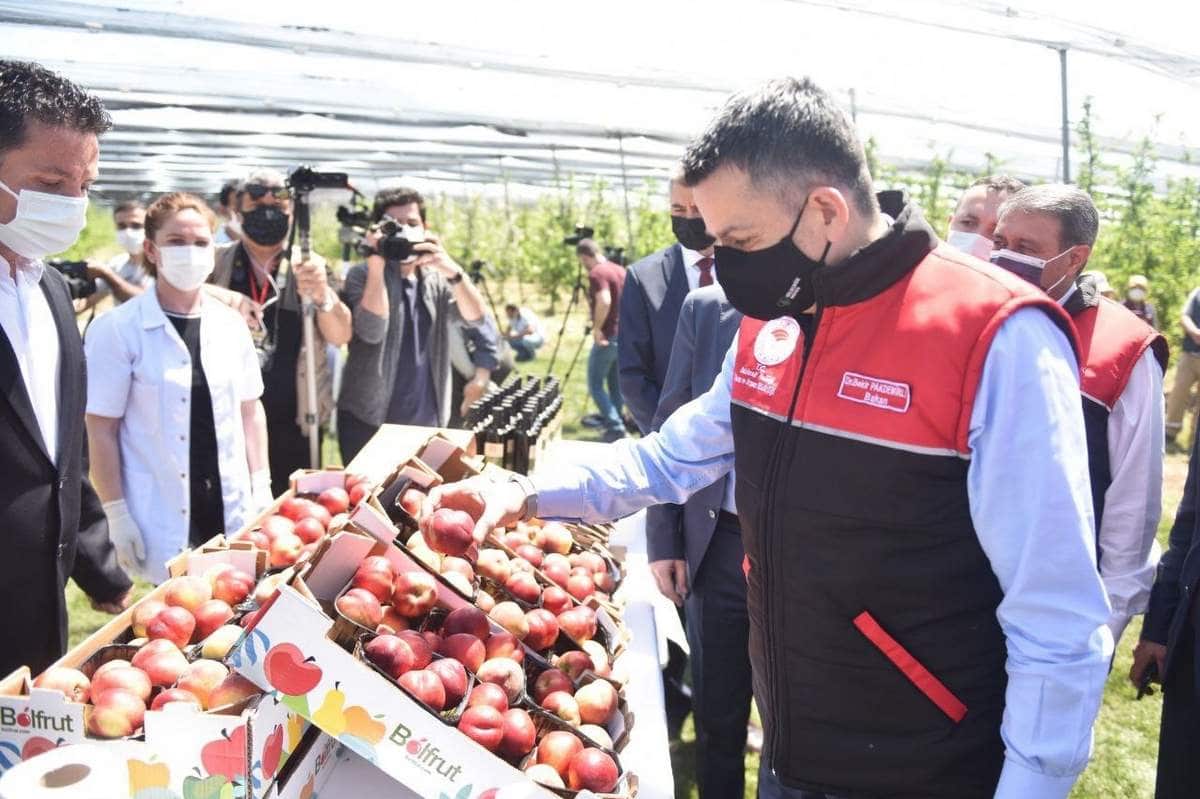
[685,514,754,799]
[265,403,319,497]
[337,409,379,467]
[1157,623,1200,798]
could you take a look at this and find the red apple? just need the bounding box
[542,692,581,728]
[208,672,260,709]
[557,606,598,643]
[537,729,584,778]
[150,687,202,711]
[442,606,490,641]
[524,608,559,651]
[303,500,333,529]
[579,723,614,750]
[488,601,529,640]
[163,576,212,613]
[458,704,504,751]
[86,689,145,738]
[209,568,255,606]
[499,707,536,758]
[193,599,235,640]
[253,573,287,605]
[269,531,304,568]
[350,556,395,603]
[391,571,438,618]
[484,631,524,664]
[474,590,495,613]
[466,682,509,713]
[537,522,574,556]
[399,669,446,710]
[575,679,618,726]
[337,588,384,629]
[277,496,308,521]
[567,573,595,601]
[294,516,326,544]
[348,481,369,506]
[396,630,434,670]
[542,554,572,588]
[91,665,151,704]
[146,606,196,649]
[132,640,189,687]
[505,572,542,605]
[510,557,535,575]
[422,630,443,653]
[33,667,90,704]
[377,607,411,635]
[593,571,617,594]
[317,486,350,516]
[503,531,529,551]
[525,763,566,789]
[515,544,544,568]
[131,599,167,638]
[440,556,476,583]
[260,514,296,542]
[428,658,469,707]
[398,487,425,520]
[476,549,510,583]
[364,634,417,680]
[424,508,475,556]
[532,668,574,704]
[541,586,573,616]
[568,747,619,792]
[241,529,270,550]
[93,660,131,678]
[175,660,229,710]
[582,641,611,677]
[438,634,486,674]
[476,657,525,704]
[556,651,596,681]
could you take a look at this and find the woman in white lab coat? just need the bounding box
[85,193,271,582]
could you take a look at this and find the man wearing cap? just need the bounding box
[428,77,1111,799]
[1124,275,1156,327]
[992,185,1167,645]
[1084,271,1116,301]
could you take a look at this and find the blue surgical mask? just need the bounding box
[989,247,1076,296]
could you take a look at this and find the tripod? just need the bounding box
[545,260,591,386]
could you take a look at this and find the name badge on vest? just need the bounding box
[837,371,911,413]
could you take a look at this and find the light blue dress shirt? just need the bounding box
[534,306,1112,799]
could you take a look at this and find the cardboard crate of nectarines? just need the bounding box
[228,526,637,797]
[0,544,312,798]
[260,725,340,799]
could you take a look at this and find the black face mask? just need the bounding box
[671,215,715,252]
[714,197,831,320]
[240,205,291,247]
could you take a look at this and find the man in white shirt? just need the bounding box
[504,303,544,361]
[76,199,152,315]
[991,185,1167,645]
[0,59,131,677]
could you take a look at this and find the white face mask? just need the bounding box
[116,227,145,255]
[156,243,214,292]
[0,180,89,259]
[1127,287,1147,302]
[946,230,994,261]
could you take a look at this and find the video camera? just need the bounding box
[287,166,352,194]
[562,225,595,246]
[337,201,424,262]
[48,259,97,300]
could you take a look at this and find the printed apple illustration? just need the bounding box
[200,724,247,783]
[264,643,322,696]
[20,736,60,760]
[127,758,170,793]
[182,773,230,799]
[262,724,284,779]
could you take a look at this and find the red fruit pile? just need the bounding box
[230,472,370,566]
[335,558,442,633]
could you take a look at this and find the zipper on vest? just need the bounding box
[760,304,822,772]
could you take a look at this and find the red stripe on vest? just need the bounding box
[853,610,968,723]
[1071,299,1168,409]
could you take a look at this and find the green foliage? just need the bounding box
[55,202,118,262]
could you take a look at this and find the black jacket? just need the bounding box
[0,266,130,677]
[1144,432,1200,690]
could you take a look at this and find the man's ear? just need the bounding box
[1071,245,1093,276]
[807,186,851,243]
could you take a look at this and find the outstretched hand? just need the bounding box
[422,476,527,544]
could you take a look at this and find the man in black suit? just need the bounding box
[647,284,762,798]
[1133,432,1200,797]
[618,165,717,433]
[0,60,131,677]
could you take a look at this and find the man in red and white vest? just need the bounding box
[430,78,1112,799]
[992,185,1168,646]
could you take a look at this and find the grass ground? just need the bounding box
[64,296,1186,797]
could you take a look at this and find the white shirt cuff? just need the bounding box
[995,757,1080,799]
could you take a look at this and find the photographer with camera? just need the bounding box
[85,193,269,582]
[75,199,153,315]
[337,186,487,461]
[206,169,352,495]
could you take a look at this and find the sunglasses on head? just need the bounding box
[244,184,291,202]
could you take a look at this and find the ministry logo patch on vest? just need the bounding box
[754,317,801,366]
[837,371,911,413]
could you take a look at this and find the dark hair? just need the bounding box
[575,239,601,258]
[0,60,111,154]
[682,77,876,215]
[372,187,426,223]
[218,180,238,207]
[970,174,1026,194]
[113,200,144,217]
[998,185,1100,248]
[505,303,519,313]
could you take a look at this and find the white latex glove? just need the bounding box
[102,498,146,574]
[251,469,274,513]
